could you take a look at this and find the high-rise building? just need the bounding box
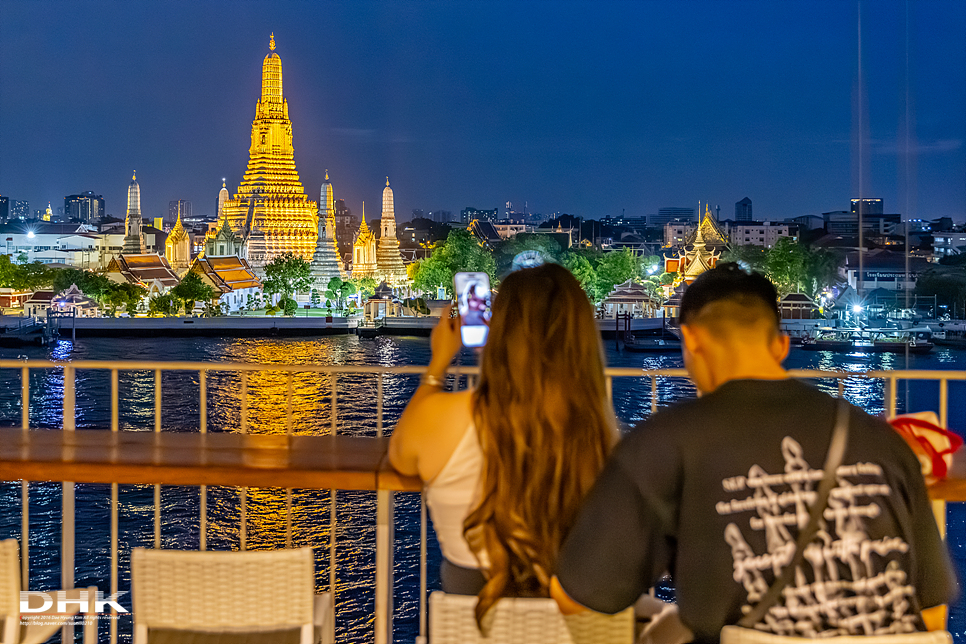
[217,34,318,266]
[0,196,8,221]
[735,197,753,222]
[411,209,425,220]
[429,210,451,223]
[11,201,29,219]
[650,207,696,226]
[169,200,192,223]
[122,172,147,254]
[64,192,105,223]
[851,198,884,216]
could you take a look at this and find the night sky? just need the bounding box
[1,0,964,223]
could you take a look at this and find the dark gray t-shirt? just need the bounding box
[557,379,956,644]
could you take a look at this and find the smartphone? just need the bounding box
[454,272,492,347]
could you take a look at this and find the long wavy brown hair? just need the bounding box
[463,262,617,627]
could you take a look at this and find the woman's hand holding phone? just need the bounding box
[429,303,462,377]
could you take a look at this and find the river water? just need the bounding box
[0,334,964,643]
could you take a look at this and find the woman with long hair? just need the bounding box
[389,263,617,625]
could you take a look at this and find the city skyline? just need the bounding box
[1,1,964,223]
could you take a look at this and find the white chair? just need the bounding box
[429,591,634,644]
[130,547,332,644]
[0,539,97,644]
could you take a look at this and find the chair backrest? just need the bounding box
[429,591,634,644]
[131,547,315,633]
[0,540,20,623]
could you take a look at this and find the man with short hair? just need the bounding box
[553,263,955,642]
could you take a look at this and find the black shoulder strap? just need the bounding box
[737,397,851,629]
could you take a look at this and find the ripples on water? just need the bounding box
[0,336,964,643]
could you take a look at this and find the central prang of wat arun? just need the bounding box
[213,34,407,290]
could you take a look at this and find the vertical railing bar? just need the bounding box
[419,492,428,642]
[606,375,613,407]
[376,373,384,438]
[154,369,162,550]
[887,377,897,418]
[62,365,76,644]
[200,369,207,551]
[21,366,29,430]
[651,375,658,414]
[240,370,248,433]
[331,372,338,434]
[21,366,29,588]
[20,480,28,589]
[286,371,294,549]
[838,378,845,398]
[329,371,338,635]
[935,379,949,540]
[939,378,948,430]
[240,371,248,551]
[110,368,119,644]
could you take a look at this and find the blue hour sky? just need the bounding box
[1,0,964,223]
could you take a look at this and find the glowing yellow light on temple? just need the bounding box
[218,34,319,266]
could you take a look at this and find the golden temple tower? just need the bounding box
[375,178,409,287]
[164,211,191,275]
[219,34,318,267]
[351,203,378,279]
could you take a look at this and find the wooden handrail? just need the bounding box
[0,429,422,492]
[0,427,959,500]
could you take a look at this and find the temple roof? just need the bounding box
[107,254,180,288]
[604,279,660,304]
[191,256,262,293]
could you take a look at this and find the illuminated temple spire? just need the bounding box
[165,210,190,275]
[352,202,377,279]
[374,178,409,287]
[217,34,318,268]
[310,171,347,288]
[122,172,146,254]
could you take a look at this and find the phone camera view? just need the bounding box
[455,272,492,347]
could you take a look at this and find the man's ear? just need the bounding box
[680,324,699,352]
[772,332,791,362]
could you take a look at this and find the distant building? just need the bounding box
[461,207,498,224]
[0,196,8,221]
[169,200,192,223]
[429,210,451,223]
[727,222,795,248]
[493,222,529,239]
[650,207,696,226]
[843,249,928,292]
[411,209,425,220]
[851,198,884,216]
[933,233,966,258]
[735,197,753,222]
[824,210,901,236]
[10,201,29,220]
[788,214,825,230]
[334,199,357,256]
[64,192,105,223]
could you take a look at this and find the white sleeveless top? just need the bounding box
[424,422,489,571]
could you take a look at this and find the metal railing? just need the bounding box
[0,359,963,644]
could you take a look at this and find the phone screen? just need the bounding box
[454,272,492,347]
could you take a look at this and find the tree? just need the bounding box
[171,271,219,314]
[352,276,378,300]
[278,296,299,316]
[263,253,312,298]
[0,256,54,291]
[103,282,146,317]
[51,268,113,301]
[148,293,180,317]
[325,276,357,311]
[561,252,597,299]
[917,267,966,318]
[594,248,641,302]
[410,229,497,297]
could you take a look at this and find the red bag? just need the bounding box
[889,412,963,480]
